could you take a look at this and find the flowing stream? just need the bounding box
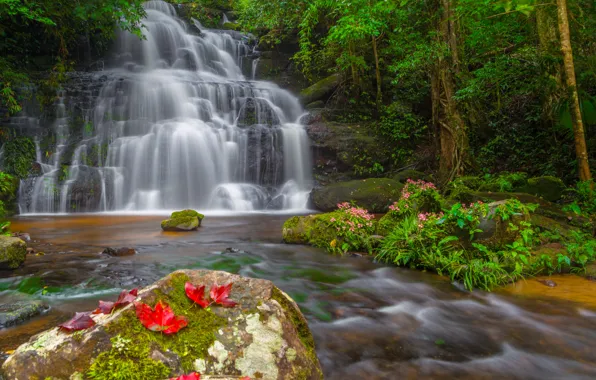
[18,0,312,214]
[1,215,596,379]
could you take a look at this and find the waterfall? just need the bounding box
[19,0,312,213]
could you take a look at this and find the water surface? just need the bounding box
[1,215,596,379]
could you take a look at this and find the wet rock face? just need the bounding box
[0,236,27,270]
[305,120,394,185]
[1,270,323,380]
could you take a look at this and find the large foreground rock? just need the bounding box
[311,178,404,213]
[0,236,27,270]
[2,270,322,380]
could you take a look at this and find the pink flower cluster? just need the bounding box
[417,211,444,229]
[405,179,437,190]
[399,179,438,202]
[336,203,375,221]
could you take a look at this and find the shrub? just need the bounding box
[326,202,376,254]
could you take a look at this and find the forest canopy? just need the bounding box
[1,0,595,183]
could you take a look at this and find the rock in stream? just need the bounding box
[1,269,322,379]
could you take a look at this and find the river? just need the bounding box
[1,214,595,379]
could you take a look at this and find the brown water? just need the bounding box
[1,214,596,379]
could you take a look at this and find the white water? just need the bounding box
[19,1,312,213]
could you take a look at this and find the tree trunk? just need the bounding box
[437,0,468,182]
[536,5,563,121]
[556,0,592,181]
[372,35,382,110]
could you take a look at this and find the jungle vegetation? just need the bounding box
[1,0,595,183]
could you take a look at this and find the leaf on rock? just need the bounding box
[93,288,138,315]
[184,282,209,308]
[93,300,115,314]
[170,373,201,380]
[209,283,237,307]
[59,312,96,332]
[134,300,188,334]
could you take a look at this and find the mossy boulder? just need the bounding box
[299,73,342,105]
[161,210,204,232]
[448,190,591,231]
[171,209,205,221]
[282,212,378,251]
[2,270,323,380]
[282,214,338,248]
[521,176,566,202]
[311,178,404,213]
[392,169,429,184]
[0,236,27,269]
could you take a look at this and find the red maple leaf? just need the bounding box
[185,282,209,308]
[209,283,237,307]
[59,312,96,332]
[93,288,139,315]
[170,373,201,380]
[134,300,188,334]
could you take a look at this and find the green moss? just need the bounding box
[171,209,204,221]
[87,335,170,379]
[91,273,226,376]
[222,22,240,31]
[299,73,342,105]
[0,237,27,269]
[270,287,322,379]
[161,216,199,230]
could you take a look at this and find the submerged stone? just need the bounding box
[0,236,27,270]
[0,301,48,329]
[1,270,323,380]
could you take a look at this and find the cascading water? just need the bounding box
[18,0,312,213]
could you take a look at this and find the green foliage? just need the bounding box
[2,136,35,179]
[326,202,376,254]
[563,180,596,217]
[0,0,147,115]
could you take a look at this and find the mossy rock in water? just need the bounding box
[1,270,323,380]
[0,300,48,328]
[0,236,27,269]
[520,176,566,202]
[282,213,378,250]
[171,209,205,221]
[161,216,200,231]
[161,210,204,232]
[311,178,404,213]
